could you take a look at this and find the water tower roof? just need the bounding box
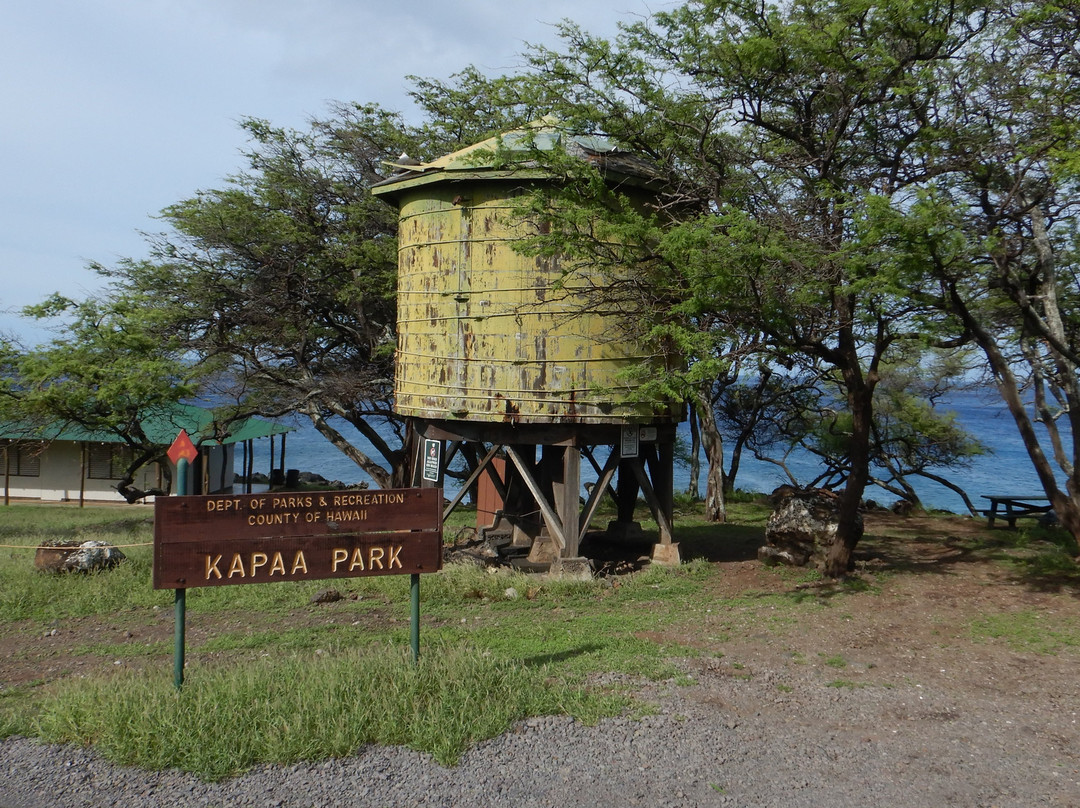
[371,117,661,199]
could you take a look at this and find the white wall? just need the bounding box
[2,441,233,502]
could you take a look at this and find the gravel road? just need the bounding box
[3,656,1077,808]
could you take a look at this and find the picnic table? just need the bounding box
[981,494,1053,528]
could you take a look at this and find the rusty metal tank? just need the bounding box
[371,122,681,426]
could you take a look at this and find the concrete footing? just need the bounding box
[605,520,649,546]
[650,542,681,566]
[549,556,594,580]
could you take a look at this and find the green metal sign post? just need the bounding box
[173,457,188,689]
[410,573,420,664]
[166,429,198,690]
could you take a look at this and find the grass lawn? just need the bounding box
[1,497,1077,780]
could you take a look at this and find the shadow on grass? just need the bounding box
[591,507,1079,599]
[677,523,765,563]
[857,515,1080,597]
[675,509,1080,600]
[520,643,605,667]
[580,522,765,570]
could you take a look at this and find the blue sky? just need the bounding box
[1,1,658,345]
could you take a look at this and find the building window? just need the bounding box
[88,443,135,480]
[1,441,42,477]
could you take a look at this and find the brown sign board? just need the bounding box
[153,487,442,589]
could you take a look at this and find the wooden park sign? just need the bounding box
[154,485,442,687]
[154,487,443,589]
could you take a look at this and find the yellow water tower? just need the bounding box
[372,121,683,568]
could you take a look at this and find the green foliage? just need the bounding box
[108,114,409,485]
[406,67,544,154]
[21,644,624,779]
[970,611,1080,655]
[511,0,998,571]
[2,295,198,497]
[0,506,163,622]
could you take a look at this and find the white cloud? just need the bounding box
[0,0,654,343]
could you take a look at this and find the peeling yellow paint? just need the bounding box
[382,180,679,424]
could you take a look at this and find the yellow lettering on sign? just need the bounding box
[291,551,308,575]
[250,552,268,576]
[272,495,312,509]
[228,554,245,578]
[196,544,414,584]
[325,509,367,523]
[206,498,242,512]
[331,492,406,506]
[248,512,302,526]
[269,552,286,576]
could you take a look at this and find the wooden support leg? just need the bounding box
[647,441,676,545]
[616,459,640,524]
[579,449,619,546]
[506,446,567,553]
[553,445,581,558]
[629,446,680,566]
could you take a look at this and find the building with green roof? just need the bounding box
[1,404,290,505]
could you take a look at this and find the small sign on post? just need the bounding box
[164,430,198,690]
[167,429,198,467]
[422,439,441,483]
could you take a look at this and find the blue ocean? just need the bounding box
[267,388,1061,515]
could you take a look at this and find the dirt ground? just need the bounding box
[3,510,1079,798]
[2,511,1078,691]
[647,511,1080,805]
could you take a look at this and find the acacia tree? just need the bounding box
[98,109,416,487]
[5,294,197,501]
[712,366,824,492]
[14,86,543,490]
[517,0,983,573]
[874,2,1080,544]
[112,96,544,488]
[794,360,986,513]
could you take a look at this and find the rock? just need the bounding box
[768,484,799,504]
[759,489,862,570]
[891,498,916,516]
[758,544,809,567]
[234,471,270,484]
[310,588,344,604]
[34,540,126,573]
[550,556,596,580]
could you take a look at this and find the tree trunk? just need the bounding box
[393,423,419,488]
[687,401,701,500]
[695,387,726,522]
[821,341,875,577]
[725,434,746,496]
[302,405,392,488]
[948,283,1080,547]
